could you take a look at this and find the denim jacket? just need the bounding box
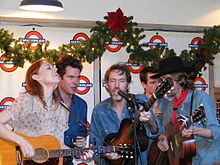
[159,90,220,165]
[89,96,162,165]
[57,88,88,148]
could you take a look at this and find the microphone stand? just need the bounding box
[59,100,109,146]
[118,91,144,165]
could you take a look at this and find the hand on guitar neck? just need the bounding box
[139,110,158,134]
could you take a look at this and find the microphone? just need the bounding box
[118,90,133,102]
[118,90,137,111]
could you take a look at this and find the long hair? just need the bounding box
[25,59,59,108]
[171,72,195,90]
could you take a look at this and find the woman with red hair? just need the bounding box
[0,59,93,164]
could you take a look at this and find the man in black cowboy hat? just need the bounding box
[153,56,220,165]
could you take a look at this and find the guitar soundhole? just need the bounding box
[32,147,49,163]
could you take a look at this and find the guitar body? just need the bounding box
[0,134,62,165]
[166,121,194,165]
[148,140,170,165]
[104,118,149,165]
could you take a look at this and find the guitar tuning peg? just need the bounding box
[122,155,124,158]
[130,156,134,159]
[126,155,129,158]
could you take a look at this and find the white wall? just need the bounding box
[1,0,220,26]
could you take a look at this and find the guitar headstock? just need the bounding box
[178,105,206,128]
[192,105,206,123]
[115,144,134,159]
[154,77,174,98]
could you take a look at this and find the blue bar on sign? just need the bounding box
[194,84,208,88]
[0,61,13,64]
[22,38,45,43]
[78,83,93,87]
[147,42,168,46]
[188,44,198,48]
[0,105,8,110]
[22,82,27,87]
[125,62,141,67]
[70,40,82,44]
[105,41,123,45]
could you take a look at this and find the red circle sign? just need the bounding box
[149,35,167,50]
[23,31,44,50]
[105,35,123,52]
[127,59,144,74]
[193,77,208,91]
[189,37,205,50]
[0,97,15,111]
[0,56,18,72]
[73,33,89,42]
[76,75,92,95]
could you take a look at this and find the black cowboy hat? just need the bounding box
[151,56,189,78]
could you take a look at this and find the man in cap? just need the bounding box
[152,56,220,165]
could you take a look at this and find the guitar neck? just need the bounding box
[49,148,83,158]
[143,94,157,112]
[185,116,193,129]
[132,94,157,123]
[49,146,117,158]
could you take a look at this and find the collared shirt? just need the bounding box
[159,90,220,165]
[89,96,162,165]
[56,88,88,148]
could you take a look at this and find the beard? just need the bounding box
[111,88,124,102]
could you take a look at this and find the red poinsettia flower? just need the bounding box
[106,8,128,31]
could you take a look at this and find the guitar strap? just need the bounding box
[190,90,194,116]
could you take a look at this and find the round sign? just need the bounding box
[105,35,123,52]
[189,37,205,50]
[23,31,45,50]
[71,33,89,44]
[0,97,15,111]
[193,77,208,91]
[126,59,144,74]
[0,56,18,72]
[76,75,93,95]
[148,35,167,50]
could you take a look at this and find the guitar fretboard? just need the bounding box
[144,95,157,112]
[49,146,117,158]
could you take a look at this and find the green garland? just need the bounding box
[1,11,220,78]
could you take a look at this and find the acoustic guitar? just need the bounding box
[165,105,205,165]
[104,77,174,165]
[0,133,133,165]
[148,105,205,165]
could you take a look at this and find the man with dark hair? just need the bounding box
[89,62,161,165]
[139,67,162,117]
[153,56,220,165]
[56,55,93,164]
